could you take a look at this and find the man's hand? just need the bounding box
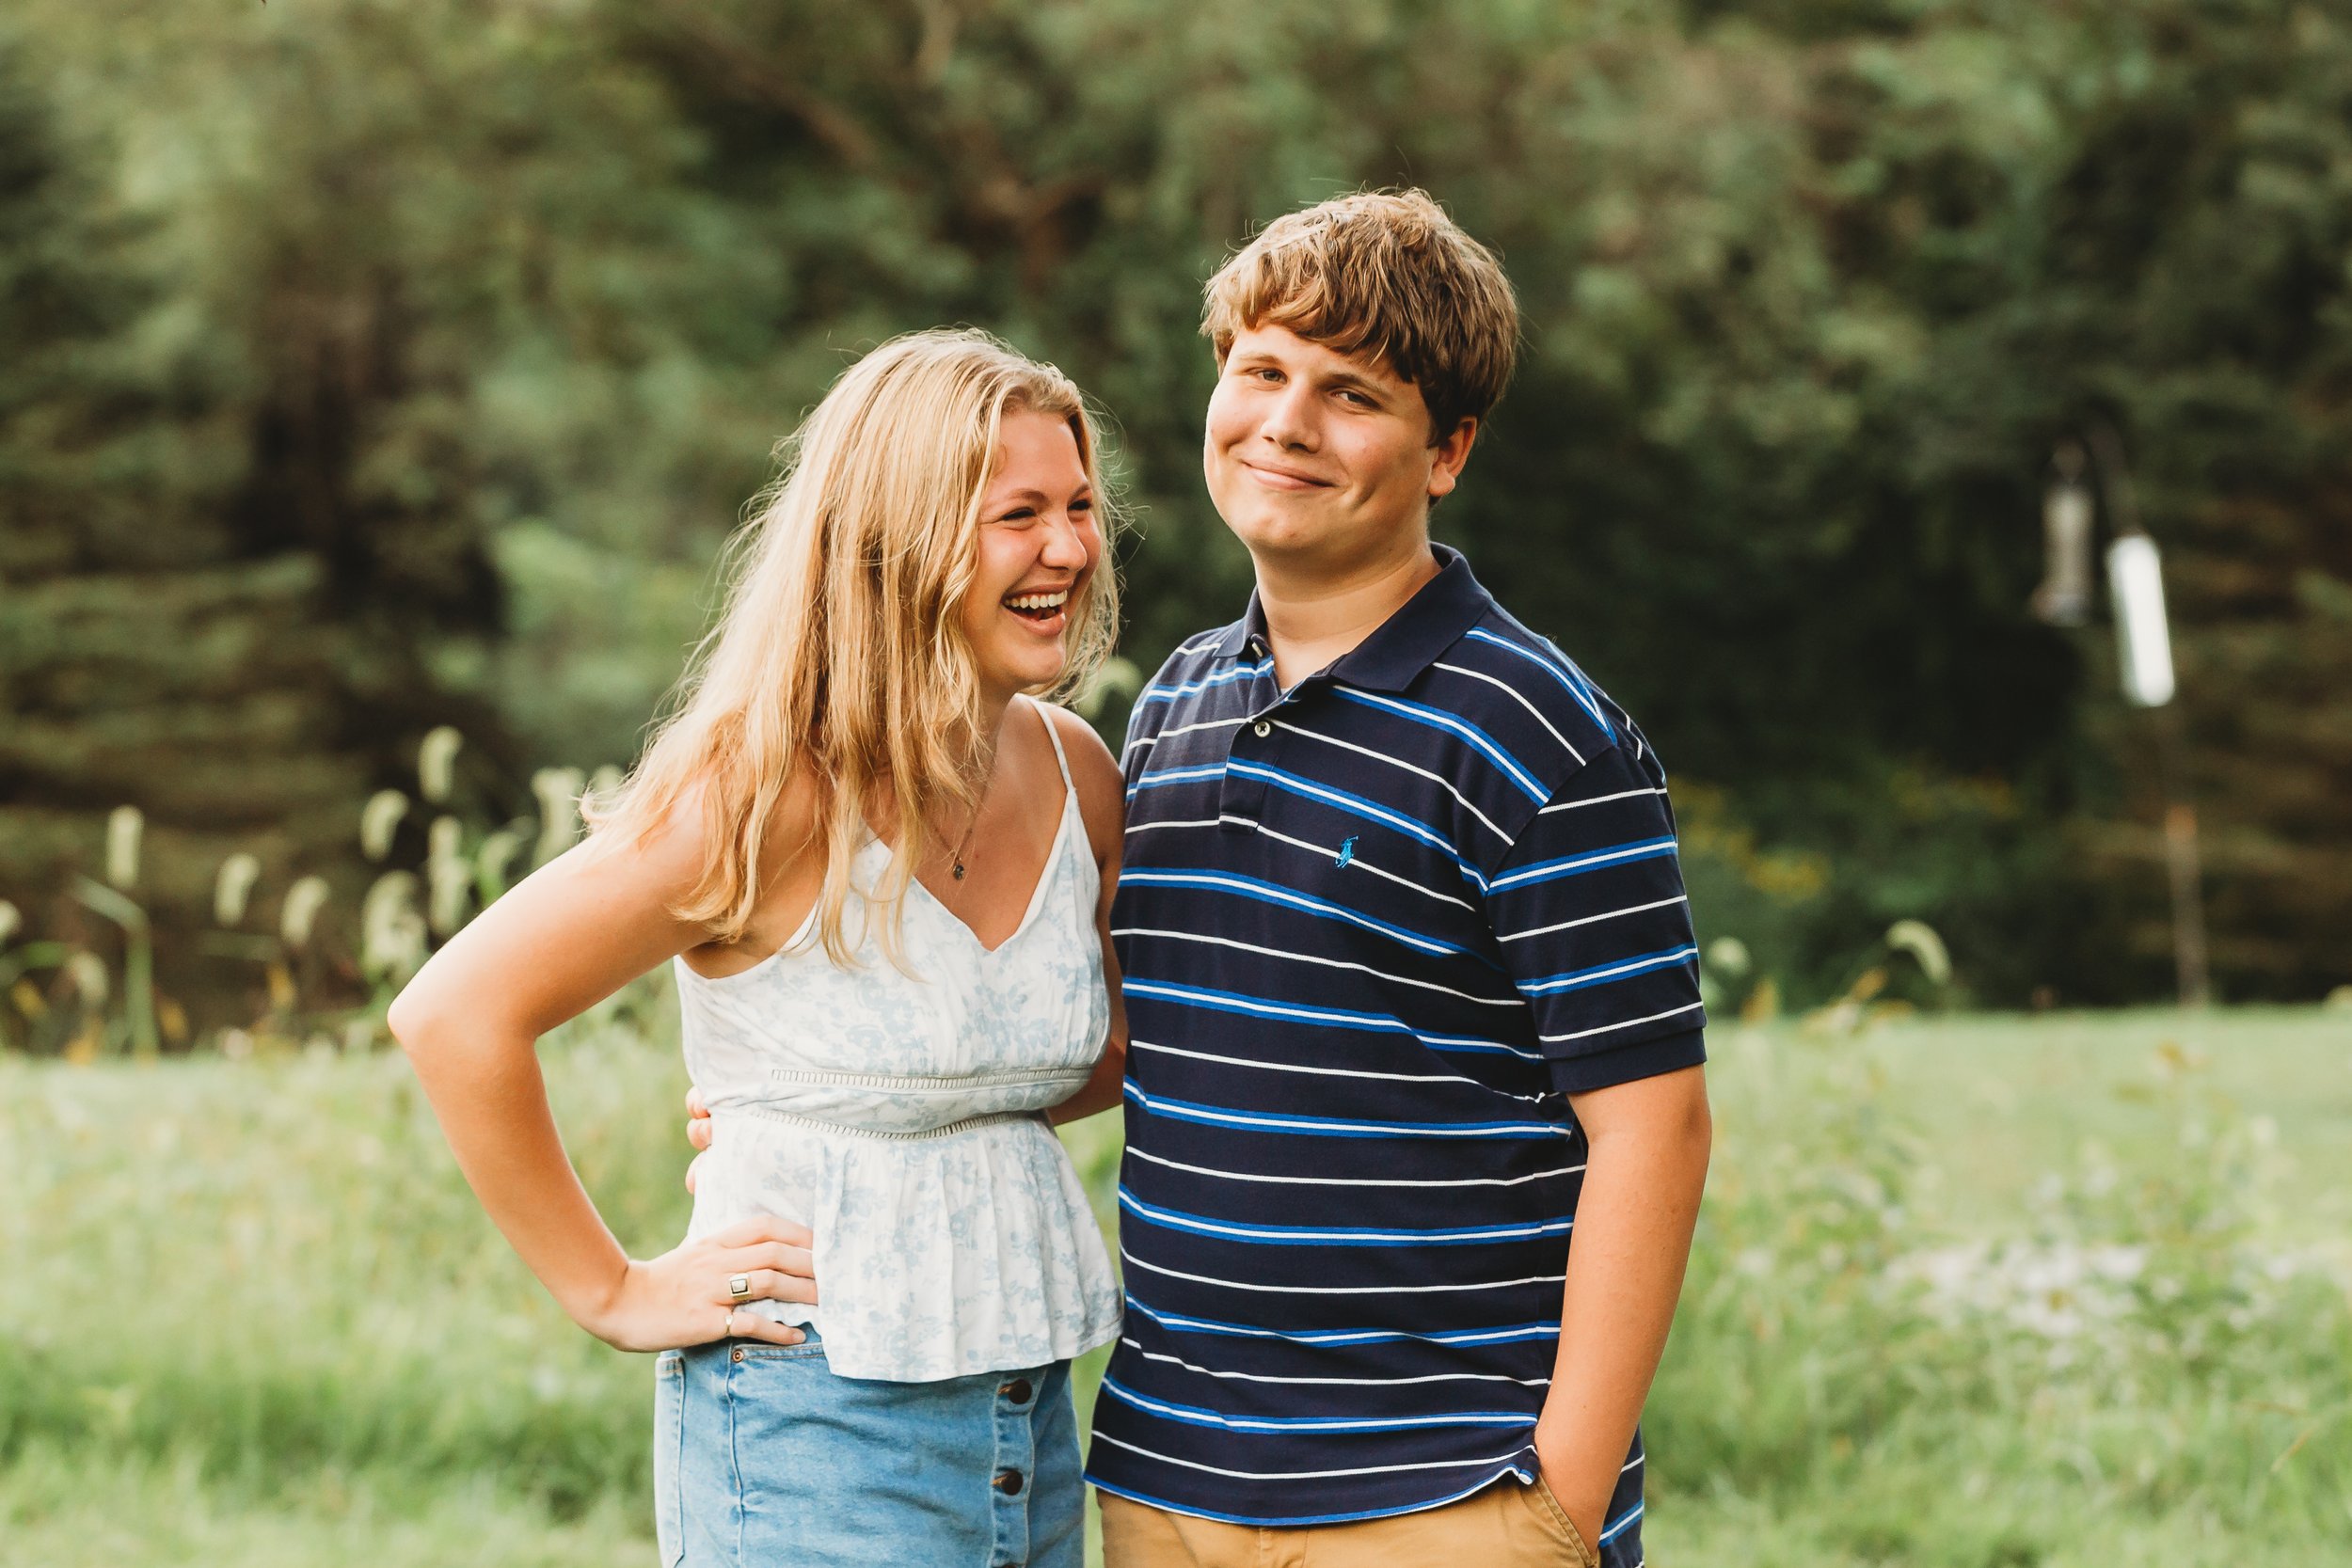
[684,1084,713,1194]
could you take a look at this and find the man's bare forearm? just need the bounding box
[1534,1064,1711,1553]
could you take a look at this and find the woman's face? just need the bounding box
[960,406,1102,707]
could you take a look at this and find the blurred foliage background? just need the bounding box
[4,0,2350,1042]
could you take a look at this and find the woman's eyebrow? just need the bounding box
[989,483,1090,510]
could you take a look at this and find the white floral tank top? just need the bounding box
[674,700,1122,1381]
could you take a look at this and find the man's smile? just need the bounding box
[1238,456,1335,491]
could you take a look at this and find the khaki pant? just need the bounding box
[1098,1477,1599,1568]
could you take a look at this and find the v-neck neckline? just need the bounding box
[904,783,1075,956]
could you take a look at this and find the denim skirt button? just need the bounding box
[994,1470,1025,1496]
[730,1347,745,1364]
[1000,1378,1033,1403]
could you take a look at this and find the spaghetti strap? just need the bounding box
[1031,697,1075,793]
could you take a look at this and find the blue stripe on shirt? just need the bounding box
[1330,688,1549,801]
[1100,1378,1536,1433]
[1123,1083,1568,1140]
[1123,1297,1563,1347]
[1120,1189,1575,1246]
[1486,836,1679,892]
[1138,661,1274,704]
[1521,944,1701,996]
[1123,978,1529,1058]
[1461,626,1613,738]
[1114,869,1481,958]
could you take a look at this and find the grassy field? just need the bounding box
[4,1008,2347,1566]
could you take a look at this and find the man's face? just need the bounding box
[1203,323,1474,574]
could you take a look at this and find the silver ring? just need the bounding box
[723,1306,738,1338]
[727,1273,753,1304]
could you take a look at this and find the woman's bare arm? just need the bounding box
[388,806,813,1352]
[1044,705,1128,1124]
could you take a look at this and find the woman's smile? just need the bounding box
[1002,584,1072,635]
[963,407,1101,699]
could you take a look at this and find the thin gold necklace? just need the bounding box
[946,743,997,880]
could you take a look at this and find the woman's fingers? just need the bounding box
[684,1150,705,1196]
[715,1267,817,1307]
[685,1085,708,1119]
[726,1239,815,1278]
[708,1214,814,1251]
[687,1115,713,1153]
[728,1313,806,1348]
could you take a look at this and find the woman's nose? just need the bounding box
[1040,511,1090,567]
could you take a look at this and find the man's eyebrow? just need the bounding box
[1318,366,1395,399]
[1227,345,1399,397]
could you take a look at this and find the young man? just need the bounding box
[1086,190,1710,1568]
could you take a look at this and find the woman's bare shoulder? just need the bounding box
[584,765,826,919]
[1036,700,1123,865]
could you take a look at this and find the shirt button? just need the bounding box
[994,1470,1025,1496]
[999,1377,1033,1403]
[1252,721,1271,738]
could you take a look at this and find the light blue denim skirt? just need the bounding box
[653,1328,1083,1568]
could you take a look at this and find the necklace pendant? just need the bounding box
[952,861,967,879]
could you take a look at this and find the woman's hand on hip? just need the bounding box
[583,1213,817,1353]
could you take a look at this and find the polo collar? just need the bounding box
[1210,545,1493,693]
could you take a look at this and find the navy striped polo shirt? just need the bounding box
[1083,546,1705,1563]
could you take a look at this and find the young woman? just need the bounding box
[389,329,1131,1568]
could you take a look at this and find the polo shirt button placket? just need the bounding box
[1218,649,1282,830]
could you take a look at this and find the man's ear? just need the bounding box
[1426,417,1479,501]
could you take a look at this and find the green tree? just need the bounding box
[7,0,2346,1025]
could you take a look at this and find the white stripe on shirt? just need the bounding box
[1536,784,1666,816]
[1497,894,1690,945]
[1275,721,1514,843]
[1535,999,1705,1044]
[1432,660,1586,767]
[1118,1338,1553,1388]
[1122,1248,1564,1296]
[1111,927,1519,1004]
[1130,1038,1549,1101]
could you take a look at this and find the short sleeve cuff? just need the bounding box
[1547,1026,1708,1096]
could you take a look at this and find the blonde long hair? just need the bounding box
[585,328,1120,964]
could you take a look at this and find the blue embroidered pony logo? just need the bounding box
[1333,836,1358,869]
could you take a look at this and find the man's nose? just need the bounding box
[1261,382,1320,451]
